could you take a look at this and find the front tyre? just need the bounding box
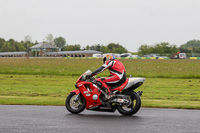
[117,91,141,115]
[65,92,86,114]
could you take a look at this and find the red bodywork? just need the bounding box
[71,74,128,109]
[110,78,129,91]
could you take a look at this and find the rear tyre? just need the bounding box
[65,92,86,114]
[117,91,141,115]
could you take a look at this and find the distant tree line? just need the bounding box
[0,38,35,52]
[1,33,200,56]
[179,40,200,53]
[0,34,67,52]
[138,42,179,56]
[62,43,128,54]
[82,43,128,54]
[0,34,128,54]
[138,40,200,56]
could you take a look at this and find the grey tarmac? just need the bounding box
[0,105,200,133]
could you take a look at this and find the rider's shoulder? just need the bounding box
[105,59,114,64]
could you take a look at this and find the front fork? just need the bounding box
[74,93,80,102]
[70,89,81,102]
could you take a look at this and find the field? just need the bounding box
[0,58,200,78]
[0,58,200,109]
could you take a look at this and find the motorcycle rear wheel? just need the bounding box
[65,92,86,114]
[117,91,141,115]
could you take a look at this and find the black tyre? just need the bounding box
[65,92,86,114]
[117,91,141,115]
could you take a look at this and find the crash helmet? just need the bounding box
[103,53,115,63]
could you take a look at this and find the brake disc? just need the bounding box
[70,95,81,108]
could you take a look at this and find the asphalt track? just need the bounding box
[0,105,200,133]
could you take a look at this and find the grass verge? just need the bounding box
[0,74,200,109]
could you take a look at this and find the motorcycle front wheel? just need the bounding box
[65,92,86,114]
[117,91,141,115]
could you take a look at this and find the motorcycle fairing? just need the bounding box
[123,78,145,90]
[77,82,102,109]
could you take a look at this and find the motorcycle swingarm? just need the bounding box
[115,94,130,99]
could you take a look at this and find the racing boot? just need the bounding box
[104,87,115,101]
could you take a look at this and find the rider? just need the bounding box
[87,54,126,101]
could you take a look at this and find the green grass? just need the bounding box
[0,58,200,78]
[0,74,76,105]
[141,78,200,109]
[0,74,200,109]
[0,58,200,108]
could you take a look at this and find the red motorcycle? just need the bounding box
[65,70,145,115]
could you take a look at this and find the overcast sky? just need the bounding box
[0,0,200,52]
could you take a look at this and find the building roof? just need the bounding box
[0,52,27,56]
[47,50,102,55]
[30,43,57,49]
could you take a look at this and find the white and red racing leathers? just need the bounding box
[91,59,126,94]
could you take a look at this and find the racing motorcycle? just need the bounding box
[65,70,145,115]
